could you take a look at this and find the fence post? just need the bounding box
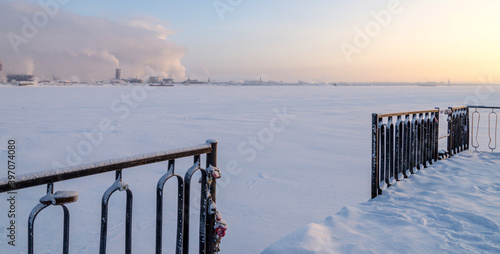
[434,108,440,162]
[206,140,218,254]
[465,106,472,150]
[371,114,380,199]
[447,107,453,156]
[404,115,411,178]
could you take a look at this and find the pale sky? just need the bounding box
[1,0,499,83]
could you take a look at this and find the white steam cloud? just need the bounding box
[82,49,120,68]
[0,1,186,81]
[25,57,34,75]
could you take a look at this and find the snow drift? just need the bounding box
[263,151,500,253]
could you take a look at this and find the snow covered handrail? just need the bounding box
[372,109,440,198]
[0,143,213,192]
[0,140,223,254]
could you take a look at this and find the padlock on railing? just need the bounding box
[208,198,217,215]
[207,165,222,179]
[208,198,227,253]
[215,212,228,238]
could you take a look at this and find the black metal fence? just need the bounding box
[0,140,225,254]
[371,109,440,198]
[447,106,470,156]
[372,105,499,199]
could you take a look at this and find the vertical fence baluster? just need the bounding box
[156,160,184,254]
[205,140,218,254]
[489,109,498,152]
[423,113,429,168]
[455,109,458,152]
[28,203,49,254]
[100,169,132,254]
[28,183,77,254]
[411,114,417,174]
[471,108,480,151]
[388,117,395,185]
[378,120,382,191]
[429,112,434,163]
[421,113,426,168]
[450,110,454,155]
[425,113,428,165]
[395,116,402,181]
[462,109,466,150]
[417,113,422,170]
[465,107,471,150]
[198,155,208,254]
[385,121,390,186]
[462,108,466,151]
[459,110,464,152]
[426,113,431,166]
[433,109,439,162]
[126,190,133,254]
[380,123,387,190]
[183,156,201,254]
[404,115,411,177]
[371,114,380,198]
[430,112,434,161]
[455,112,460,154]
[176,162,184,254]
[62,205,71,254]
[461,109,465,150]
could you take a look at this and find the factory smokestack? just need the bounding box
[0,60,3,72]
[115,68,121,80]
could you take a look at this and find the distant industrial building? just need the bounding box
[0,60,3,72]
[126,78,143,84]
[115,68,121,80]
[7,74,34,82]
[162,78,174,83]
[148,76,160,83]
[183,78,204,84]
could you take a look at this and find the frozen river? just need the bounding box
[0,85,498,253]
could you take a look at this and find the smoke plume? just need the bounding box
[0,1,186,81]
[25,57,34,75]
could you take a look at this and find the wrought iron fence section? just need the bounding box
[448,106,469,156]
[0,140,222,254]
[372,110,439,198]
[373,105,500,199]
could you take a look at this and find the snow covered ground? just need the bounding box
[0,85,499,253]
[263,151,500,253]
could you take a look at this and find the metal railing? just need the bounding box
[447,106,470,156]
[0,140,225,254]
[371,109,440,198]
[372,105,499,199]
[468,106,499,152]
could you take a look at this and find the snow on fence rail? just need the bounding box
[447,106,469,156]
[371,109,440,199]
[372,105,499,199]
[0,140,226,254]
